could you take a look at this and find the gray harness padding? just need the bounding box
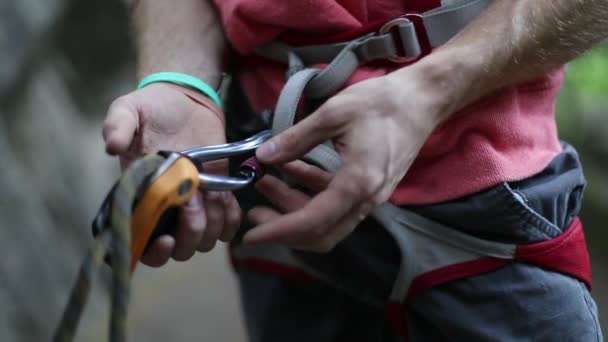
[242,0,515,304]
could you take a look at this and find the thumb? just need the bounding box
[103,96,139,155]
[256,107,341,164]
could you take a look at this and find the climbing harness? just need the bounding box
[231,0,593,340]
[53,131,270,342]
[255,0,494,171]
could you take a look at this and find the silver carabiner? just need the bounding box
[180,130,272,191]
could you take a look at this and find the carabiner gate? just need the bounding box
[180,129,272,191]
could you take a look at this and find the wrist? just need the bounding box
[136,67,224,89]
[151,82,226,126]
[138,72,223,110]
[393,47,484,125]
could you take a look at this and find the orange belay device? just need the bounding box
[53,130,271,342]
[94,129,271,272]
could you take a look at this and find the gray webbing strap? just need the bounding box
[269,0,492,172]
[255,0,491,64]
[271,65,343,171]
[372,204,516,302]
[271,34,392,172]
[423,0,491,46]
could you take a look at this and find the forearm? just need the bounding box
[132,0,229,88]
[404,0,608,122]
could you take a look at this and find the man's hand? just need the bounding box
[247,161,334,251]
[242,0,608,253]
[243,69,444,252]
[103,83,242,266]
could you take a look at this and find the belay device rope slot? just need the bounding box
[53,130,271,342]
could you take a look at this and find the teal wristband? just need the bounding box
[137,72,223,109]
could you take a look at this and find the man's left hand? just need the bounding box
[243,67,448,252]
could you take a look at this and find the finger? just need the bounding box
[197,191,225,252]
[248,206,281,226]
[219,193,242,242]
[254,175,309,212]
[141,235,175,267]
[288,204,367,253]
[277,160,333,192]
[173,192,207,261]
[103,96,139,155]
[201,159,229,176]
[256,103,344,164]
[243,174,359,244]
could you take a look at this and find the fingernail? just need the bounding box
[242,230,260,244]
[257,141,276,160]
[186,193,202,208]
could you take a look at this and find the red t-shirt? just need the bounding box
[213,0,563,205]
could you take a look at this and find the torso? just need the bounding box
[213,0,563,204]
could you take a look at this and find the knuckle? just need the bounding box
[302,162,323,179]
[205,205,223,224]
[370,196,384,207]
[219,232,235,243]
[172,249,195,262]
[181,209,206,233]
[311,239,335,253]
[108,96,131,114]
[319,107,344,132]
[365,170,385,196]
[277,130,300,152]
[373,188,393,206]
[308,225,327,240]
[227,208,242,228]
[334,176,360,199]
[206,191,223,204]
[339,166,385,200]
[197,239,217,253]
[185,215,206,234]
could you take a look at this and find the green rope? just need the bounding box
[53,154,165,342]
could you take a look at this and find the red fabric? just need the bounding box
[384,257,509,340]
[410,0,441,12]
[516,217,592,289]
[232,257,319,283]
[277,0,439,46]
[212,0,564,205]
[406,257,511,300]
[385,302,408,340]
[384,218,592,339]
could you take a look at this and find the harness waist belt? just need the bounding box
[255,0,492,65]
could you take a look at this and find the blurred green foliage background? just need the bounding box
[557,45,608,268]
[557,47,608,331]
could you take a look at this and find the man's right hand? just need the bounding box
[102,82,242,267]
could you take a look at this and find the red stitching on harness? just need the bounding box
[232,257,319,283]
[384,257,509,341]
[516,217,592,289]
[406,257,511,301]
[385,217,593,341]
[385,301,408,340]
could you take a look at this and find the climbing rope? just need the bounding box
[53,154,165,342]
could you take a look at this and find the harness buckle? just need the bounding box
[379,14,430,63]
